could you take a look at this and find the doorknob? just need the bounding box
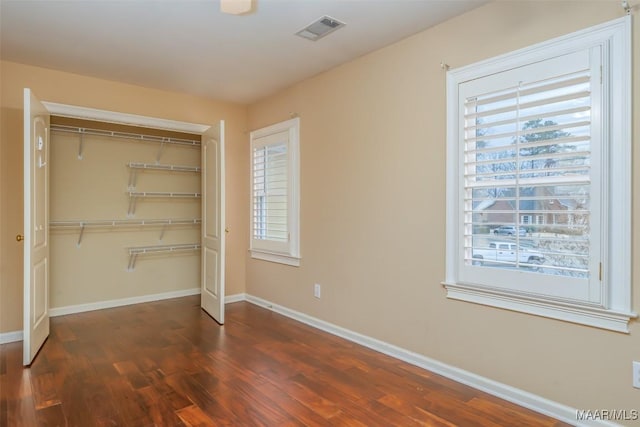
[16,234,24,242]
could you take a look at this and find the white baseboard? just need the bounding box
[49,287,202,317]
[0,330,23,344]
[225,293,247,304]
[244,294,618,427]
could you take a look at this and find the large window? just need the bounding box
[444,17,635,332]
[249,118,300,266]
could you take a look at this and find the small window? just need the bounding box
[249,118,300,266]
[444,17,635,332]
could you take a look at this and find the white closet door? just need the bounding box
[200,121,225,324]
[23,88,50,365]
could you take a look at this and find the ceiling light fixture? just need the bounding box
[220,0,255,15]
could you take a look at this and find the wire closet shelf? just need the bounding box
[49,218,202,246]
[50,124,201,147]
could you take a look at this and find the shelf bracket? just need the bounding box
[159,224,167,241]
[78,131,84,160]
[127,253,138,272]
[127,194,137,217]
[156,141,166,164]
[77,223,85,247]
[128,169,138,190]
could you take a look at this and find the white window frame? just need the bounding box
[249,117,300,266]
[443,17,636,333]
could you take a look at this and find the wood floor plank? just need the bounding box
[52,321,76,342]
[34,403,66,427]
[266,374,342,419]
[175,405,217,427]
[467,397,560,427]
[104,374,154,426]
[356,397,426,427]
[137,384,187,427]
[57,375,101,427]
[378,393,459,427]
[0,378,7,427]
[4,396,39,427]
[251,374,335,427]
[82,374,126,426]
[30,372,61,410]
[164,371,241,425]
[0,296,573,426]
[223,377,299,426]
[145,369,193,412]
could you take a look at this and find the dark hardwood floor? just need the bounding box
[1,296,570,426]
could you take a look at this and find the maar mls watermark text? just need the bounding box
[576,409,639,421]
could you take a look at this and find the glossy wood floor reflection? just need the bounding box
[1,296,570,427]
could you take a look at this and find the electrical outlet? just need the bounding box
[633,361,640,389]
[314,283,321,299]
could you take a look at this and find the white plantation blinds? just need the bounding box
[456,48,603,303]
[445,17,633,332]
[253,140,288,242]
[464,64,594,278]
[249,117,300,266]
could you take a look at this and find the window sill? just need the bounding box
[442,281,637,333]
[250,250,300,267]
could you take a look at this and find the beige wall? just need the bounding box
[247,0,640,420]
[0,61,249,333]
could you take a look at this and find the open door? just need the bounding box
[200,121,225,324]
[23,88,50,365]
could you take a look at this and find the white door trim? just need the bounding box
[42,102,209,134]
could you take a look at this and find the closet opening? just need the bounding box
[22,90,225,365]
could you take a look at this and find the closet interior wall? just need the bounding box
[49,116,202,309]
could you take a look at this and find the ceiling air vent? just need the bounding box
[295,16,346,41]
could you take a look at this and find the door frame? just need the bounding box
[42,102,210,134]
[28,100,224,333]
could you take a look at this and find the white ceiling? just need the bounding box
[1,0,486,104]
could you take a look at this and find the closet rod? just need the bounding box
[128,162,201,172]
[128,243,201,255]
[50,218,201,228]
[127,243,201,271]
[50,124,200,147]
[127,192,201,216]
[50,218,201,246]
[128,191,201,198]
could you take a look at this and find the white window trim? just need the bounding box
[443,17,636,333]
[249,117,301,266]
[250,250,301,267]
